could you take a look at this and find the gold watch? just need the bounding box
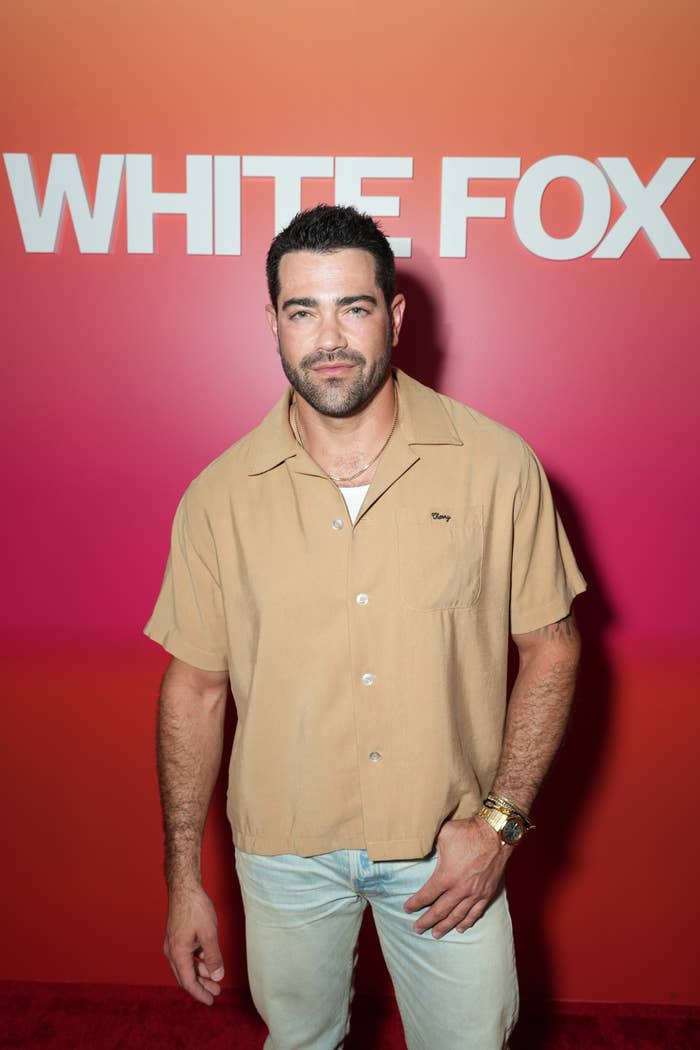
[478,795,535,846]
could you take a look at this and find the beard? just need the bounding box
[277,332,393,418]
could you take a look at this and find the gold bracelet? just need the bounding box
[484,793,532,824]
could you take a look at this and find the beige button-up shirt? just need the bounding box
[144,369,586,860]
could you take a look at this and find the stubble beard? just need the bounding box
[277,332,394,418]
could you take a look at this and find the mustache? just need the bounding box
[301,349,366,370]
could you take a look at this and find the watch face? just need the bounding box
[502,818,524,845]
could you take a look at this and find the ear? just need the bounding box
[389,294,406,347]
[264,303,279,341]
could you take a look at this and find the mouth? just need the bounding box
[311,362,356,376]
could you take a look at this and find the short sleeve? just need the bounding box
[143,485,228,671]
[509,445,587,635]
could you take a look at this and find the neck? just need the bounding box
[290,371,397,486]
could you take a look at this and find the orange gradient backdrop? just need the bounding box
[2,0,699,1006]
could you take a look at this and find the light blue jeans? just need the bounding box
[234,846,519,1050]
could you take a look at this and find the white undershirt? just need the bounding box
[339,484,370,525]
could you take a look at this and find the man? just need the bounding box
[145,204,586,1049]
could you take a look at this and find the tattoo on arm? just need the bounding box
[530,613,578,644]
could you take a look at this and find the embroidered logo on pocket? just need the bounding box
[397,506,483,610]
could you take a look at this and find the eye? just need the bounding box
[289,310,310,320]
[348,306,369,316]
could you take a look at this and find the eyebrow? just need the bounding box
[281,294,379,311]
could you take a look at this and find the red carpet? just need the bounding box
[1,982,698,1049]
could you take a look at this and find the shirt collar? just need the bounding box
[245,367,462,477]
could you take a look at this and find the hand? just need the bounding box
[403,817,510,938]
[164,884,225,1005]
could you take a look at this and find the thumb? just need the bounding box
[200,934,224,982]
[403,870,442,912]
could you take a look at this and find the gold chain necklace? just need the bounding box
[292,381,399,486]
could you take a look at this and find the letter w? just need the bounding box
[3,153,124,252]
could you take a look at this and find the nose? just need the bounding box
[316,311,347,353]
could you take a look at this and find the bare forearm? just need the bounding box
[414,615,582,938]
[492,615,581,812]
[157,659,228,890]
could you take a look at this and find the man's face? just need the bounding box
[265,248,405,417]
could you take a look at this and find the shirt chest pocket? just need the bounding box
[396,506,483,610]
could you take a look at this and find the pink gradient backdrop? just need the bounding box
[1,0,698,1006]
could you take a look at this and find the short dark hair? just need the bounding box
[266,204,396,311]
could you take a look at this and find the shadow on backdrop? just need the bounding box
[393,268,447,393]
[508,475,613,1047]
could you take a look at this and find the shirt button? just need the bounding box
[361,673,375,686]
[369,751,382,762]
[356,593,369,606]
[331,518,344,530]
